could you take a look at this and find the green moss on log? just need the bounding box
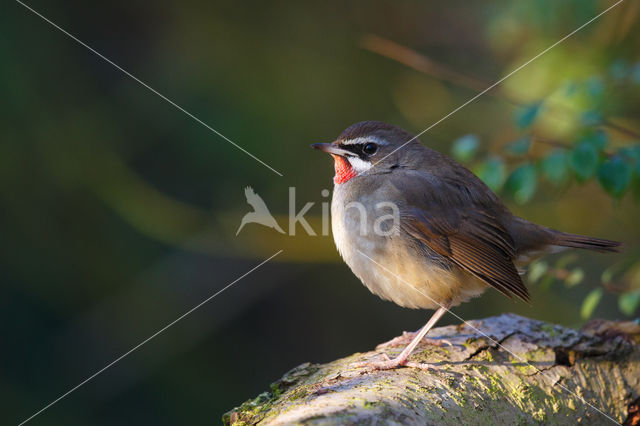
[224,314,640,425]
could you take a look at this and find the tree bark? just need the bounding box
[224,314,640,425]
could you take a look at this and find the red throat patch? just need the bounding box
[332,155,357,184]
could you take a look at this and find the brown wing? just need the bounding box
[390,170,530,302]
[403,211,529,302]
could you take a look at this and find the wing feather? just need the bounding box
[391,171,530,302]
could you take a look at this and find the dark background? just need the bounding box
[2,0,639,424]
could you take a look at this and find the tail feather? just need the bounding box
[551,231,621,253]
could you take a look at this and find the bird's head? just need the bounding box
[311,121,420,184]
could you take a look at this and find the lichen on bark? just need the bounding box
[224,314,640,425]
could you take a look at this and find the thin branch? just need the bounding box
[530,135,572,150]
[529,135,616,158]
[359,34,489,93]
[603,119,640,139]
[359,34,640,141]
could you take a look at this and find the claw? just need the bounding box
[352,353,404,371]
[376,331,415,349]
[437,338,453,347]
[353,353,391,369]
[355,307,451,372]
[404,361,437,371]
[353,354,440,372]
[420,337,453,348]
[377,334,453,349]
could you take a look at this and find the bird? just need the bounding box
[311,121,620,371]
[236,186,285,235]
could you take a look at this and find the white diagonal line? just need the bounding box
[15,0,284,177]
[18,250,283,426]
[356,249,620,425]
[376,0,625,166]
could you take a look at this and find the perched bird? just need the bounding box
[236,186,285,235]
[312,121,620,370]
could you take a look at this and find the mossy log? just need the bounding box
[224,314,640,425]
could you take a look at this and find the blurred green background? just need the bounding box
[3,0,640,424]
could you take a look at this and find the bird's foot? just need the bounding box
[353,353,403,371]
[376,332,452,350]
[353,353,436,372]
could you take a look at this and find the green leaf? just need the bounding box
[570,142,599,181]
[539,274,554,291]
[610,60,629,80]
[515,102,542,129]
[563,81,578,97]
[618,291,640,316]
[580,130,608,151]
[581,288,603,320]
[603,260,638,287]
[586,76,605,100]
[633,178,640,201]
[528,261,548,284]
[505,137,531,156]
[505,164,537,204]
[618,145,640,175]
[632,62,640,84]
[475,156,506,192]
[597,156,632,197]
[540,150,569,185]
[581,110,602,126]
[602,265,618,285]
[565,268,585,287]
[556,254,578,270]
[451,134,479,163]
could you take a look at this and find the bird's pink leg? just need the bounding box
[355,305,449,371]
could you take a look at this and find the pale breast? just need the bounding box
[331,181,488,309]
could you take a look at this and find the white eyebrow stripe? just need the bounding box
[341,136,388,146]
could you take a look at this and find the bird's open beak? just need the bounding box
[311,143,351,157]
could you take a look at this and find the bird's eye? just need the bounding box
[362,143,378,155]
